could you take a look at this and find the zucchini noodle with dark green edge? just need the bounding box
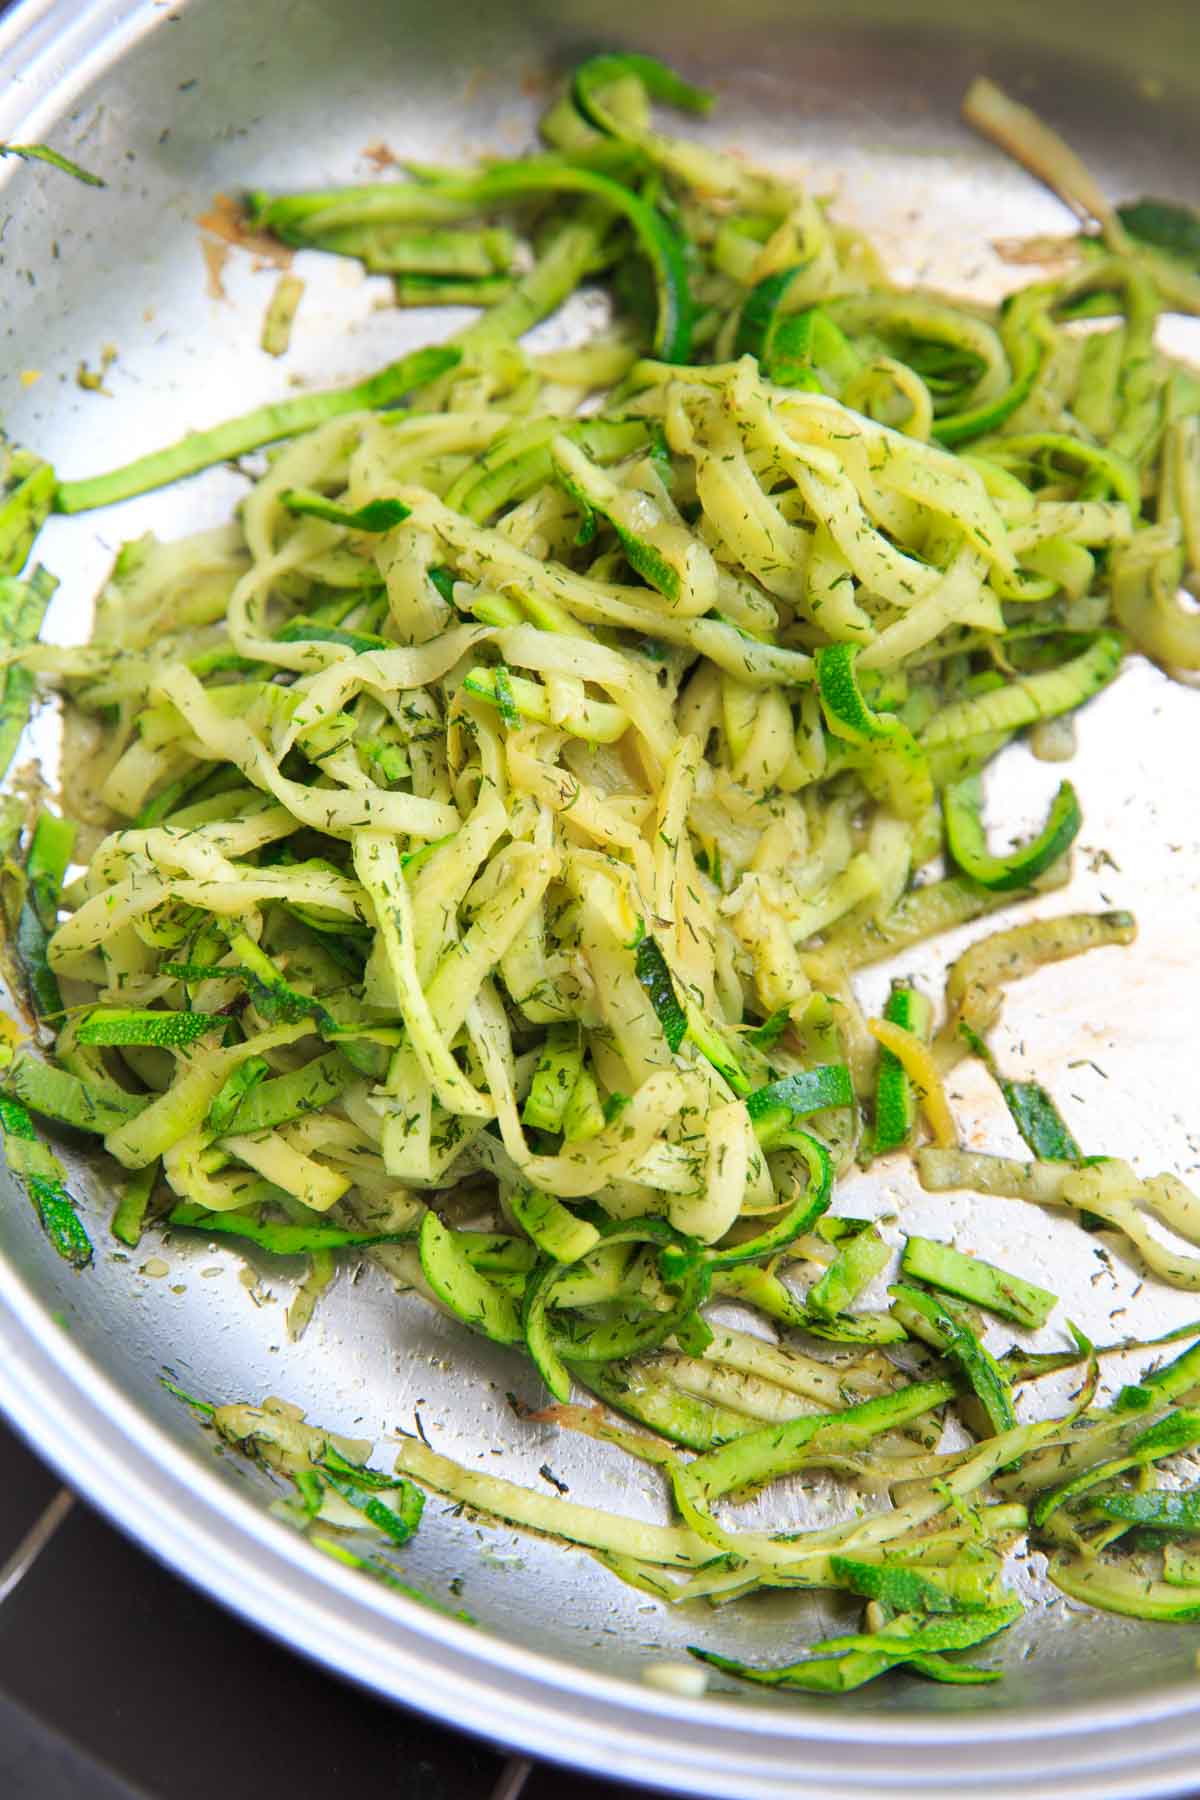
[5,56,1200,1692]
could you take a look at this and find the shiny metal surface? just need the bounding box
[2,1,1200,1792]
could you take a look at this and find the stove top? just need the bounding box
[0,1417,673,1800]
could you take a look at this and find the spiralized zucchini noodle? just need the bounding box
[6,54,1200,1691]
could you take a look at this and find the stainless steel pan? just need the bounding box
[3,2,1200,1792]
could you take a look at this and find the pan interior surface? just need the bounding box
[3,0,1200,1790]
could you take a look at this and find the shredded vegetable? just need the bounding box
[7,54,1200,1691]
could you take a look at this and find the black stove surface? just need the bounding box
[0,1417,671,1800]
